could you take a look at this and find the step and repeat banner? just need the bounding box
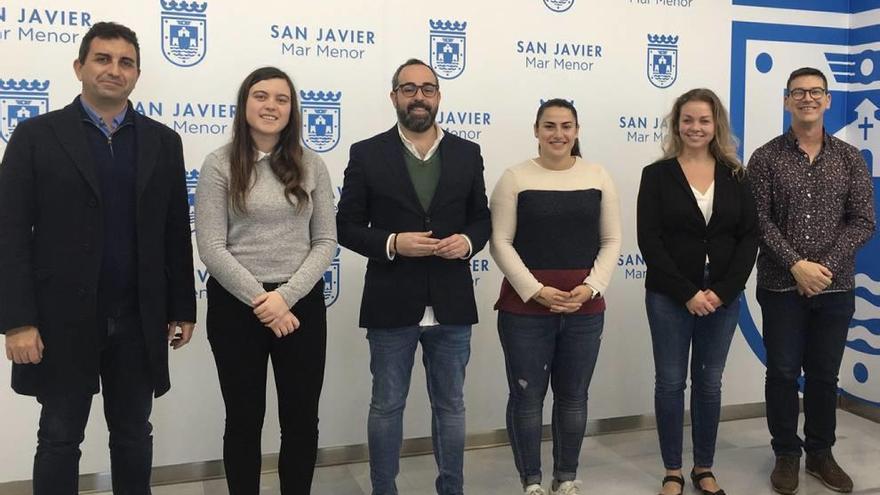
[1,0,878,482]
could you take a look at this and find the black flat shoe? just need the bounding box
[691,469,726,495]
[658,474,684,495]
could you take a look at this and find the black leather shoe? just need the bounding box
[658,474,684,495]
[691,469,726,495]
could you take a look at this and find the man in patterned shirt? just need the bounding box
[747,67,875,495]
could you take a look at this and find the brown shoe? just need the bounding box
[770,455,800,494]
[806,451,853,493]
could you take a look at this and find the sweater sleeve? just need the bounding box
[583,166,622,295]
[276,154,339,307]
[194,151,265,306]
[489,168,543,302]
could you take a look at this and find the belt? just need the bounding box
[262,282,282,291]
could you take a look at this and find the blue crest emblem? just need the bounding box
[731,18,880,406]
[430,20,467,80]
[647,34,679,89]
[833,90,880,407]
[0,79,49,143]
[300,90,341,153]
[186,169,199,233]
[543,0,575,12]
[160,0,208,67]
[825,48,880,85]
[323,247,341,307]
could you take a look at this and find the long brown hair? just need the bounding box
[661,88,743,176]
[229,66,307,213]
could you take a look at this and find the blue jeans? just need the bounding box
[34,313,154,495]
[758,289,854,457]
[497,311,604,486]
[366,324,471,495]
[646,290,739,470]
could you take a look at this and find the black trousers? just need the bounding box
[758,289,854,456]
[34,313,154,495]
[207,277,327,495]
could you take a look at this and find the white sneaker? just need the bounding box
[550,480,580,495]
[524,484,546,495]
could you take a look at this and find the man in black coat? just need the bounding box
[0,22,196,494]
[336,59,491,495]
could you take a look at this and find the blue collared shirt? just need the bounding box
[80,98,128,137]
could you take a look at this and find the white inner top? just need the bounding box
[691,182,715,225]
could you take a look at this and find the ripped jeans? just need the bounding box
[497,310,604,486]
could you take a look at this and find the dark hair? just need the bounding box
[391,58,439,90]
[787,67,828,90]
[229,66,307,213]
[78,22,141,69]
[661,88,743,176]
[535,99,581,157]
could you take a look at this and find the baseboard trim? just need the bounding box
[839,394,880,423]
[0,402,768,494]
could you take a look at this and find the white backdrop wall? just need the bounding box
[1,0,878,483]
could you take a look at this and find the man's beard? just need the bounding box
[397,101,436,133]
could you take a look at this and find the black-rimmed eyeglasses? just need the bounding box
[394,83,439,98]
[787,87,827,100]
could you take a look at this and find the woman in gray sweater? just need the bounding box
[195,66,337,495]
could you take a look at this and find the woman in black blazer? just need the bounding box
[637,89,758,495]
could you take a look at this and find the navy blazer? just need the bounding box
[336,126,491,328]
[636,157,758,305]
[0,98,196,397]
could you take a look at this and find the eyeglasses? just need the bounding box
[394,83,439,98]
[787,87,827,100]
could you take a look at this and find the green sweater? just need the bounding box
[402,146,441,211]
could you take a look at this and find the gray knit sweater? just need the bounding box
[195,144,337,307]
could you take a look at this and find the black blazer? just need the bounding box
[0,98,196,397]
[636,157,758,305]
[337,126,491,328]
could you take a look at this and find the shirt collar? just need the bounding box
[256,150,271,162]
[783,126,833,151]
[397,123,444,160]
[80,97,129,137]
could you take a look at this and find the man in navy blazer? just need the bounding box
[337,58,491,495]
[0,22,195,494]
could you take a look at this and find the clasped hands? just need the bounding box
[532,285,594,313]
[685,290,723,316]
[393,231,469,259]
[252,291,300,338]
[790,259,833,297]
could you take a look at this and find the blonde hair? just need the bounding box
[661,88,743,176]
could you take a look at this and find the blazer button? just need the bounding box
[425,216,431,225]
[87,198,97,208]
[77,287,87,297]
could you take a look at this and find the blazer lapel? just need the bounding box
[706,163,730,231]
[51,101,101,201]
[668,159,705,224]
[381,126,426,214]
[426,133,455,215]
[135,113,160,205]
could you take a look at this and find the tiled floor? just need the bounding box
[102,411,880,494]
